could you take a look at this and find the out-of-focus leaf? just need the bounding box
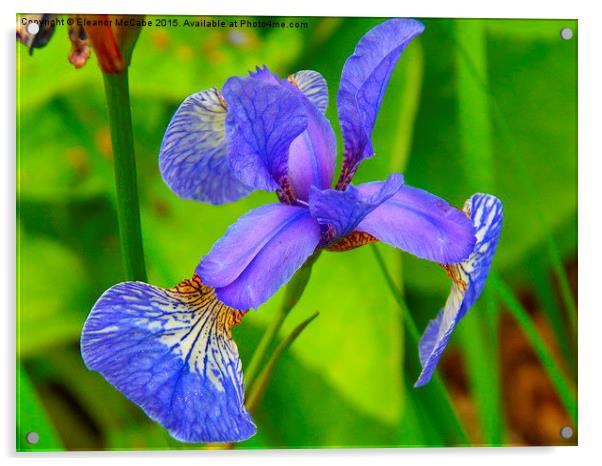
[401,18,576,295]
[17,364,64,451]
[235,322,402,448]
[18,95,113,202]
[17,22,101,112]
[18,233,90,357]
[485,19,577,41]
[246,312,319,413]
[453,20,504,445]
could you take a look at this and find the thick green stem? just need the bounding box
[102,70,147,282]
[244,252,320,393]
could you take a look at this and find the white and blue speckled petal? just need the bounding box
[159,87,254,205]
[80,276,256,443]
[415,193,503,388]
[288,70,329,113]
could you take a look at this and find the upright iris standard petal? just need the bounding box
[248,64,280,84]
[336,19,425,185]
[80,276,256,443]
[415,193,503,388]
[288,70,329,113]
[197,203,321,309]
[356,184,476,264]
[223,76,307,192]
[287,94,337,201]
[309,173,404,243]
[159,88,253,204]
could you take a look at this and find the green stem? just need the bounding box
[102,71,147,282]
[244,252,320,392]
[370,245,471,445]
[489,273,577,423]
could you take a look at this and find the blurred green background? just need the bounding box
[16,16,577,450]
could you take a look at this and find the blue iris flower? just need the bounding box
[80,18,503,444]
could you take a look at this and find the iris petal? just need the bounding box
[288,70,329,113]
[415,193,503,387]
[309,173,404,243]
[336,18,425,186]
[223,76,307,192]
[356,184,476,263]
[197,203,321,309]
[80,276,256,443]
[159,88,253,205]
[287,94,337,200]
[249,64,280,84]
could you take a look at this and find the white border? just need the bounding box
[4,1,601,465]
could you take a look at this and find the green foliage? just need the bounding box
[17,16,577,449]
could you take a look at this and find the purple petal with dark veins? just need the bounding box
[223,76,307,192]
[159,87,253,205]
[287,94,337,201]
[337,19,425,183]
[356,183,476,264]
[309,173,404,243]
[415,193,503,387]
[81,276,255,443]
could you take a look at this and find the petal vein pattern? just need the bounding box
[415,194,503,387]
[81,276,256,443]
[159,87,253,204]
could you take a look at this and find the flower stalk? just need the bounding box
[102,70,147,281]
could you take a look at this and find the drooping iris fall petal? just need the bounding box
[80,276,256,443]
[415,193,503,387]
[159,87,253,205]
[356,184,477,264]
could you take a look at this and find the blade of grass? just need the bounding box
[371,245,471,445]
[453,20,504,445]
[489,272,577,423]
[245,312,320,414]
[451,29,577,335]
[244,252,320,392]
[455,20,494,191]
[530,250,576,373]
[455,298,504,444]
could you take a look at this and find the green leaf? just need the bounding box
[453,20,504,445]
[17,364,64,451]
[402,18,577,293]
[490,273,577,424]
[17,233,89,357]
[235,322,401,448]
[246,312,319,413]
